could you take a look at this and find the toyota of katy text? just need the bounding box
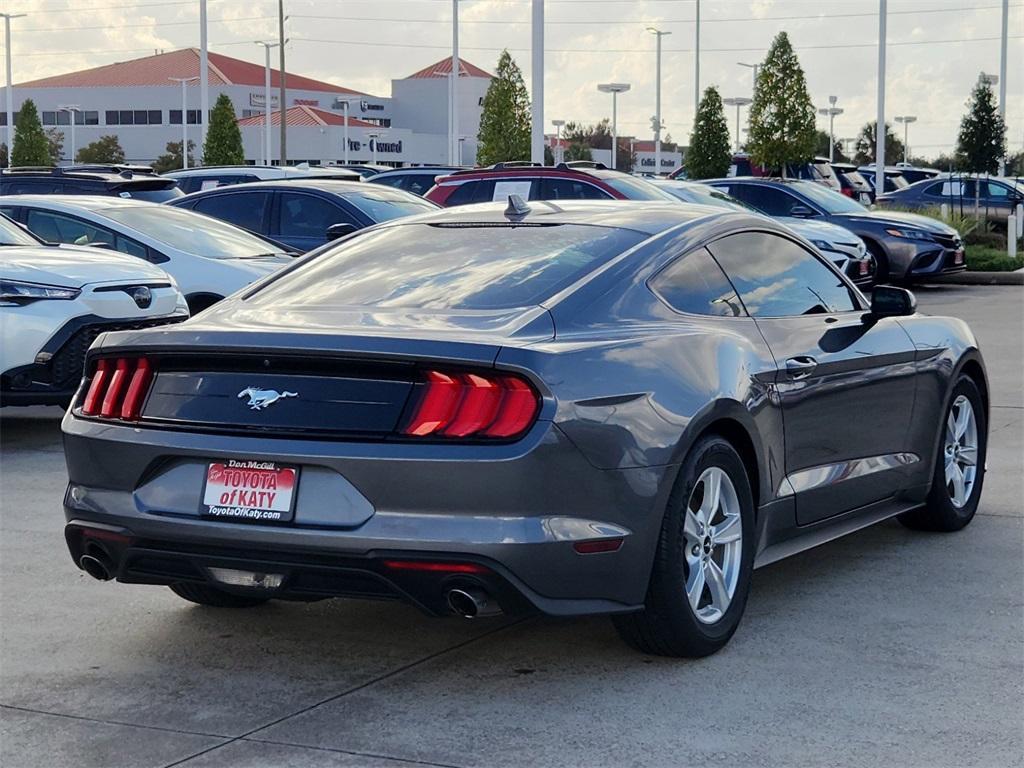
[61,199,989,657]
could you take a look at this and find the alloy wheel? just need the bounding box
[683,467,743,624]
[944,394,978,508]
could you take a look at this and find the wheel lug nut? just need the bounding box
[691,545,700,556]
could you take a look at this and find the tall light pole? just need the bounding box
[817,96,843,162]
[694,0,700,119]
[998,0,1008,175]
[450,0,459,165]
[551,119,564,164]
[1,13,26,159]
[598,83,630,170]
[737,61,760,91]
[58,105,80,164]
[169,76,199,169]
[255,41,279,165]
[278,0,287,165]
[531,0,544,164]
[647,27,671,176]
[723,97,752,153]
[875,0,887,197]
[199,0,208,148]
[340,100,352,164]
[367,132,381,165]
[894,115,916,164]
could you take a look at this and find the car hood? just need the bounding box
[831,209,958,235]
[0,245,170,288]
[778,217,862,244]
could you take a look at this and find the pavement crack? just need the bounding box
[0,703,231,740]
[241,738,469,768]
[158,618,530,768]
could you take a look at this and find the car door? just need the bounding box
[274,191,360,252]
[982,180,1017,220]
[707,230,919,524]
[723,183,814,218]
[189,190,271,238]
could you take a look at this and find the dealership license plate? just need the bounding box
[955,250,965,265]
[200,460,298,523]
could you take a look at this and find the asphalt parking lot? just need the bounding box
[1,284,1021,768]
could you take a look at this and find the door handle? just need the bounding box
[785,356,818,379]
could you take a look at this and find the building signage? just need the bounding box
[639,153,681,170]
[359,100,385,112]
[372,139,402,154]
[249,93,279,108]
[293,98,319,106]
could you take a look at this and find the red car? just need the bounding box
[425,162,676,206]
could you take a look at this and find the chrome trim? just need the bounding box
[777,453,919,497]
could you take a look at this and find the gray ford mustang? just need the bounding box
[61,199,989,657]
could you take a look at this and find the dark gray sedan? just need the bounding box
[61,200,989,657]
[876,174,1024,224]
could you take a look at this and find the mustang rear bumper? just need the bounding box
[61,413,673,616]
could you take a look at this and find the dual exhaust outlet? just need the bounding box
[446,587,501,618]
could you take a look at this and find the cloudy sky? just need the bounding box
[5,0,1022,158]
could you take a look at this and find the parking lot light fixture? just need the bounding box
[168,77,200,169]
[818,96,844,162]
[597,83,631,170]
[1,13,26,157]
[737,61,760,91]
[722,97,752,153]
[647,28,671,176]
[894,115,917,165]
[367,132,382,165]
[255,41,280,165]
[57,106,80,164]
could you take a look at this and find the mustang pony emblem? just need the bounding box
[237,387,298,410]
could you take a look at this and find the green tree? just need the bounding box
[76,135,126,164]
[11,99,51,166]
[203,93,245,165]
[814,130,848,163]
[956,79,1007,173]
[561,121,594,162]
[747,32,816,174]
[476,50,531,166]
[46,128,64,165]
[153,140,196,174]
[852,121,904,166]
[686,86,732,179]
[1,143,8,168]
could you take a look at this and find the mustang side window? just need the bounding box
[650,247,745,317]
[708,232,857,317]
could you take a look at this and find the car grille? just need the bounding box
[931,233,962,250]
[50,317,186,389]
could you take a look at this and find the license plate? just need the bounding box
[200,460,298,523]
[859,193,872,205]
[954,250,964,265]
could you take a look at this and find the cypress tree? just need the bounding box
[686,86,732,179]
[11,99,51,166]
[476,51,531,166]
[956,79,1007,174]
[203,94,245,165]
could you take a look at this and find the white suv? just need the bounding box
[1,216,188,406]
[163,164,360,194]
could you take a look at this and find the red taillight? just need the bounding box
[573,538,624,554]
[382,559,490,574]
[403,369,539,440]
[81,356,155,421]
[841,188,854,198]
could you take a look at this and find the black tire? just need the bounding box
[169,582,270,608]
[865,240,891,285]
[185,294,222,315]
[612,435,756,657]
[899,374,987,532]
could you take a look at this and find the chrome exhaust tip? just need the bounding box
[79,554,112,581]
[446,588,501,618]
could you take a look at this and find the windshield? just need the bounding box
[602,176,677,201]
[250,223,646,310]
[98,205,288,258]
[340,186,438,222]
[663,183,752,212]
[114,186,184,203]
[791,180,867,214]
[0,213,41,246]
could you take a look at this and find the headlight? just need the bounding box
[0,279,81,302]
[810,239,833,251]
[885,228,933,241]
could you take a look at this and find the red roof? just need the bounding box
[18,48,367,95]
[405,57,492,80]
[237,105,377,128]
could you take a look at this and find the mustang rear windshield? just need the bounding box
[250,223,646,310]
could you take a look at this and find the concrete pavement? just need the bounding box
[1,284,1021,768]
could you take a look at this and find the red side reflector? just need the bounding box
[573,538,624,554]
[81,358,112,416]
[444,374,502,437]
[483,377,537,438]
[99,358,132,418]
[120,357,153,420]
[405,370,462,436]
[381,560,490,574]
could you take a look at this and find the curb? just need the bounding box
[924,271,1024,286]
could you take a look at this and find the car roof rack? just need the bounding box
[556,161,608,170]
[490,161,543,170]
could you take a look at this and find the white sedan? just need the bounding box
[0,196,295,313]
[1,215,188,407]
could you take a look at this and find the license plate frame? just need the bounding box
[200,460,299,524]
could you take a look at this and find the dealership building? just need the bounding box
[1,48,493,167]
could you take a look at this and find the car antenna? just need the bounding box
[504,194,531,220]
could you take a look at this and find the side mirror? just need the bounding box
[870,285,916,317]
[326,222,357,241]
[789,205,817,218]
